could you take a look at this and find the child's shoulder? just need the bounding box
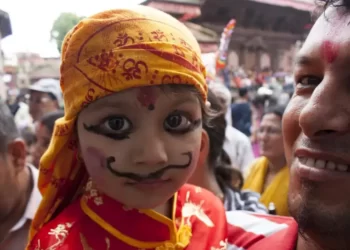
[178,184,224,211]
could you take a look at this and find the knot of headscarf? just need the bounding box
[29,6,207,241]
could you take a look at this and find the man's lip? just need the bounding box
[295,148,350,166]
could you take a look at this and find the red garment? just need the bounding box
[226,211,298,250]
[28,183,228,250]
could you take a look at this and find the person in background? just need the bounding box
[243,105,289,216]
[6,89,33,129]
[209,82,255,176]
[250,94,266,158]
[20,126,36,164]
[0,102,41,250]
[31,111,64,168]
[28,78,62,122]
[231,87,252,137]
[189,89,267,213]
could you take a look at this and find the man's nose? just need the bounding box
[299,80,350,138]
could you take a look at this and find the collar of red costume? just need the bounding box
[80,180,192,249]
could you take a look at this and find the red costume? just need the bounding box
[29,182,228,250]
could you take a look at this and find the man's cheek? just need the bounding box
[282,104,302,162]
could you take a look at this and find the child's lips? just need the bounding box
[126,178,171,190]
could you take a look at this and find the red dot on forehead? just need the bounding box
[137,87,157,110]
[321,40,339,64]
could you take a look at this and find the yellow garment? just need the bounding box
[243,157,290,216]
[29,6,207,241]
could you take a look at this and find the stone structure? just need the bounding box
[0,9,12,100]
[143,0,314,72]
[196,0,314,72]
[142,0,219,52]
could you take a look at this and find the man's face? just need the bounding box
[0,140,27,222]
[29,91,57,121]
[284,6,350,238]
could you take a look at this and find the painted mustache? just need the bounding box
[106,152,192,182]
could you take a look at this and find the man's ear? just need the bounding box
[7,138,27,174]
[197,130,210,169]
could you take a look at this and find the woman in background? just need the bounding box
[189,90,267,213]
[243,105,289,216]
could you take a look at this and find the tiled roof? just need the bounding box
[184,22,218,43]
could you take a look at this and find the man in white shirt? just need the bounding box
[29,78,63,122]
[0,102,41,250]
[209,82,255,175]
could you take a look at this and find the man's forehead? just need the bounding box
[296,7,350,65]
[308,7,350,43]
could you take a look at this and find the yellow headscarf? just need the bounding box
[243,157,290,216]
[29,6,207,240]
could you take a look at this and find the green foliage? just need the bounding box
[51,13,84,53]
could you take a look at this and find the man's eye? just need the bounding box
[297,76,322,87]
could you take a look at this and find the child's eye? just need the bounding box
[103,117,131,132]
[164,111,200,134]
[83,116,133,141]
[164,114,191,130]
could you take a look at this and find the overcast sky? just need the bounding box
[1,0,144,57]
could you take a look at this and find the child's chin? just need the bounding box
[116,191,176,211]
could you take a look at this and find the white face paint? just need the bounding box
[77,85,204,209]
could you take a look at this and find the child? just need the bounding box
[32,111,65,167]
[27,6,228,250]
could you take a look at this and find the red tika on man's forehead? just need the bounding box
[320,40,339,64]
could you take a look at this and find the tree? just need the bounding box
[51,13,84,53]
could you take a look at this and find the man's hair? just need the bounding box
[0,102,19,153]
[238,87,248,98]
[319,0,350,8]
[263,105,286,119]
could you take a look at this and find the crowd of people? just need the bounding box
[0,0,349,249]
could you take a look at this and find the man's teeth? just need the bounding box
[299,157,349,172]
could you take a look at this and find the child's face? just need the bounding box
[77,85,204,209]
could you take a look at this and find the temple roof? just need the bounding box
[0,9,12,38]
[184,22,218,43]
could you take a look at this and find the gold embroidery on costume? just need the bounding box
[177,225,192,247]
[84,180,104,206]
[155,242,184,250]
[34,223,73,250]
[195,186,202,193]
[181,191,214,227]
[80,233,111,250]
[211,239,228,250]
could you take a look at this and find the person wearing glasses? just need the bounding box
[243,105,289,216]
[28,79,63,122]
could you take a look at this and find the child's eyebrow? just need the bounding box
[86,98,139,111]
[167,95,200,108]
